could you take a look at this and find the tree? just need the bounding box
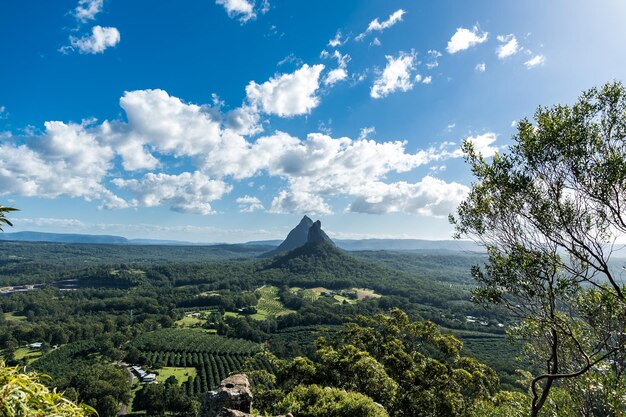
[0,361,95,417]
[0,204,18,231]
[451,81,626,416]
[255,309,502,417]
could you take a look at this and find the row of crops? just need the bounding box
[141,350,274,396]
[133,328,261,354]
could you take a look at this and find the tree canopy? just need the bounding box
[451,81,626,416]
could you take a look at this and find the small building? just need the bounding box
[142,373,157,383]
[29,342,43,349]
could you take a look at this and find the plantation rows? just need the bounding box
[133,328,261,354]
[142,350,274,396]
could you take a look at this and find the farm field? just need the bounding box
[254,285,295,319]
[297,286,380,304]
[155,366,197,385]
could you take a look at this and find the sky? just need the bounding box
[0,0,625,243]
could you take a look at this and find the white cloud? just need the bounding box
[321,50,350,86]
[270,190,333,215]
[524,54,546,69]
[446,26,489,54]
[113,171,231,215]
[68,26,120,54]
[346,176,469,216]
[426,50,442,69]
[0,87,483,217]
[324,68,348,86]
[246,64,325,117]
[358,127,376,140]
[356,9,406,41]
[371,51,416,99]
[422,76,432,85]
[236,195,264,212]
[458,132,500,157]
[216,0,256,22]
[496,34,520,59]
[73,0,103,22]
[328,31,344,48]
[475,62,486,72]
[371,37,381,47]
[0,121,123,208]
[224,105,262,135]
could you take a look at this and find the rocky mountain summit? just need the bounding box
[262,216,334,257]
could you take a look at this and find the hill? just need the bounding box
[0,231,129,244]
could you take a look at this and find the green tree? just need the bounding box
[273,384,389,417]
[0,204,18,231]
[0,361,94,417]
[451,81,626,416]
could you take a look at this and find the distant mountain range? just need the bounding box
[0,229,484,252]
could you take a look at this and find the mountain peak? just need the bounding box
[306,220,333,246]
[262,215,314,256]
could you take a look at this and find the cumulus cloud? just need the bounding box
[453,132,500,157]
[475,62,486,72]
[356,9,406,41]
[73,0,103,22]
[524,54,546,69]
[324,68,348,86]
[346,176,469,216]
[216,0,256,22]
[270,190,332,215]
[0,87,485,217]
[371,51,416,99]
[0,120,124,209]
[422,76,432,85]
[113,171,231,215]
[496,34,520,59]
[236,195,264,212]
[68,25,120,54]
[246,64,325,117]
[446,25,488,54]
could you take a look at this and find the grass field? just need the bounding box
[175,315,206,327]
[4,312,27,322]
[156,366,196,385]
[12,347,43,363]
[298,287,380,304]
[352,288,381,300]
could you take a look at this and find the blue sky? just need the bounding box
[0,0,625,242]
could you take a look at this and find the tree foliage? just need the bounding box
[0,360,94,417]
[451,81,626,416]
[255,309,505,417]
[0,205,17,232]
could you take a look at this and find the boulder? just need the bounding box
[200,374,253,417]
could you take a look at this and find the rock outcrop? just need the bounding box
[264,215,314,256]
[200,374,253,416]
[306,220,334,246]
[200,374,293,417]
